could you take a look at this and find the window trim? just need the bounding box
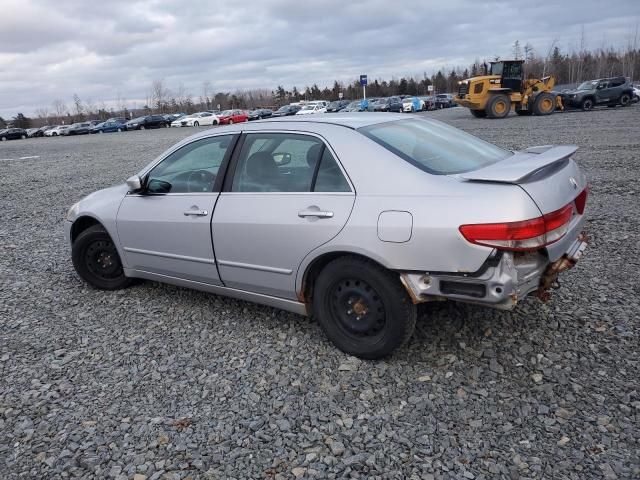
[129,133,240,196]
[221,130,355,194]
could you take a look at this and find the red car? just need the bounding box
[218,109,249,125]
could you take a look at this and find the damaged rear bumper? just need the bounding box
[400,233,588,310]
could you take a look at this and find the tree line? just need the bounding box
[5,40,638,129]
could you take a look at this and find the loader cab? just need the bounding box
[490,60,524,93]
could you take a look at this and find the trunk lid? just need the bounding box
[458,145,587,214]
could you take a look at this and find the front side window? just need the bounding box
[146,135,233,194]
[359,118,512,175]
[231,133,351,193]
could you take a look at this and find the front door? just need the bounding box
[212,132,355,299]
[117,134,236,284]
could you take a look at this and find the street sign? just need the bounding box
[360,75,368,86]
[427,85,434,92]
[338,92,343,99]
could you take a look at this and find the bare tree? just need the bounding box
[35,107,50,124]
[151,79,170,113]
[72,94,84,120]
[52,99,67,123]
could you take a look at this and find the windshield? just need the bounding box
[577,81,597,90]
[489,62,503,75]
[358,118,512,175]
[221,110,233,116]
[130,117,145,122]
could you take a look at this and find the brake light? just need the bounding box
[459,203,574,252]
[574,187,588,215]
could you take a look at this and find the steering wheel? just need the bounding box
[186,170,216,192]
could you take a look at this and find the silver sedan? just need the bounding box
[65,114,588,359]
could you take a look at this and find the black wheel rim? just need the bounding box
[85,239,123,280]
[329,278,386,340]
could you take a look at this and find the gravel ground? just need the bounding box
[1,107,639,479]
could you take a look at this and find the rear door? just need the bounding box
[212,131,355,299]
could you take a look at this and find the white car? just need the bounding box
[633,85,640,102]
[402,97,425,112]
[295,104,327,115]
[45,126,70,136]
[172,112,219,127]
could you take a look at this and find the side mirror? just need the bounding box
[272,152,292,166]
[126,175,143,192]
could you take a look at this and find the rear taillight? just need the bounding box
[574,187,588,215]
[459,203,575,252]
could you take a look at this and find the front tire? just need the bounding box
[140,125,145,130]
[1,137,6,141]
[312,256,417,359]
[532,92,555,115]
[620,93,631,107]
[21,135,26,139]
[229,119,234,124]
[71,225,131,290]
[581,98,594,111]
[486,94,511,119]
[194,121,199,127]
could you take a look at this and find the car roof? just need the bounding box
[254,112,406,129]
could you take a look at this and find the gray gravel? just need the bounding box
[1,108,639,479]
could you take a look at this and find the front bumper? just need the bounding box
[400,234,588,310]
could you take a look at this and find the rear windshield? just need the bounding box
[358,118,512,175]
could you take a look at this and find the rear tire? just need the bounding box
[620,93,631,107]
[581,98,594,111]
[470,109,487,118]
[71,225,132,290]
[312,256,417,359]
[532,92,555,115]
[486,94,511,119]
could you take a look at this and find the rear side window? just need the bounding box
[359,118,512,175]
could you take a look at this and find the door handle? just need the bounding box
[183,210,208,216]
[298,210,334,218]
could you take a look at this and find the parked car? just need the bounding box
[373,96,403,112]
[633,85,640,102]
[44,126,68,137]
[364,98,383,111]
[105,117,127,124]
[33,125,56,137]
[26,128,40,137]
[296,104,327,115]
[90,120,126,133]
[62,122,92,135]
[326,100,351,112]
[435,94,456,108]
[271,105,301,117]
[125,115,170,130]
[218,110,249,124]
[341,100,365,112]
[65,114,589,359]
[172,112,220,127]
[248,109,273,121]
[561,77,635,110]
[402,96,423,112]
[0,128,28,141]
[420,96,436,110]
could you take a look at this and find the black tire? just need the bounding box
[486,94,511,119]
[140,125,145,130]
[71,225,131,290]
[117,128,122,132]
[1,137,6,141]
[581,97,594,111]
[229,119,234,124]
[532,92,555,116]
[470,109,487,118]
[312,256,417,359]
[194,121,199,127]
[619,93,631,107]
[213,120,219,126]
[21,135,27,139]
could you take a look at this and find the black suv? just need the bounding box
[562,77,634,110]
[125,115,170,130]
[373,96,403,112]
[0,128,28,141]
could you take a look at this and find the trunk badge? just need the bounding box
[569,177,578,189]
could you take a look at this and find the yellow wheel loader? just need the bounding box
[454,60,563,119]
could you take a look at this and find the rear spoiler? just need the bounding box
[459,145,578,184]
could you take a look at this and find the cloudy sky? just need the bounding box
[0,0,638,118]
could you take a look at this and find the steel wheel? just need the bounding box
[313,256,417,359]
[329,278,386,340]
[72,225,131,290]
